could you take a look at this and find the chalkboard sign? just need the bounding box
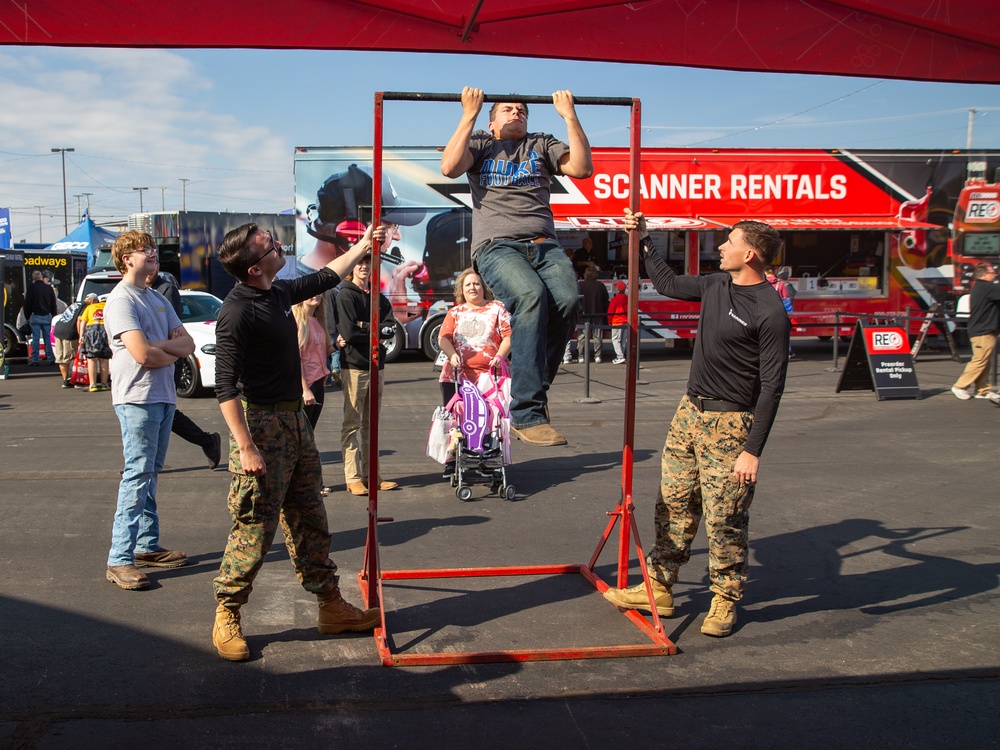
[835,319,920,400]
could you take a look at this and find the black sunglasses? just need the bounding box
[248,232,281,267]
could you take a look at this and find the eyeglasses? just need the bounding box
[131,247,158,259]
[248,232,280,267]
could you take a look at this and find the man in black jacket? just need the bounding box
[951,263,1000,403]
[604,209,789,639]
[22,270,58,365]
[336,253,397,496]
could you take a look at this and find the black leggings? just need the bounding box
[440,381,457,407]
[303,378,326,429]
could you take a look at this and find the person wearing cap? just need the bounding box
[102,232,196,592]
[77,291,113,391]
[441,87,594,447]
[52,294,88,388]
[603,210,789,639]
[210,221,386,662]
[607,280,629,365]
[336,250,398,496]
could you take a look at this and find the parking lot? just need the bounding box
[1,340,998,748]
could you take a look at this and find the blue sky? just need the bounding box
[1,46,997,243]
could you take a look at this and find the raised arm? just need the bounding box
[441,87,484,178]
[553,90,593,179]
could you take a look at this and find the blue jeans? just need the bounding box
[474,239,578,428]
[108,402,176,566]
[29,314,54,363]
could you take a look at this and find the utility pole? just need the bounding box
[73,194,83,223]
[51,147,75,234]
[35,206,43,243]
[81,192,93,217]
[159,187,167,210]
[967,108,976,150]
[179,178,190,211]
[133,187,149,213]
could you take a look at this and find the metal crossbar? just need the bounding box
[359,90,674,665]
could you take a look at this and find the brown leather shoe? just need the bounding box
[106,564,150,590]
[317,590,380,634]
[213,604,250,661]
[510,422,567,446]
[347,482,368,496]
[134,548,188,568]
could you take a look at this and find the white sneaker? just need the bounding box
[594,357,602,364]
[613,358,626,365]
[578,357,584,364]
[987,392,1000,405]
[951,386,973,400]
[562,356,572,364]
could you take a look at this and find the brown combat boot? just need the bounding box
[603,578,674,616]
[317,590,380,634]
[700,595,737,637]
[213,604,250,661]
[106,564,150,590]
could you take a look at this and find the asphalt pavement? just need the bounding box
[1,338,998,749]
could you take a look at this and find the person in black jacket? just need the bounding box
[147,269,222,468]
[951,263,1000,403]
[576,265,609,364]
[336,252,397,496]
[22,270,58,365]
[604,209,789,639]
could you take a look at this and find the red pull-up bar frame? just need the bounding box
[359,90,675,665]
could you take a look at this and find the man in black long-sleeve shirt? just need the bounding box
[605,209,789,638]
[209,221,385,661]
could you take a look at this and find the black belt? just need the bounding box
[687,394,750,413]
[243,399,304,413]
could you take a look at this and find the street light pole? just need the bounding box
[159,186,167,210]
[35,206,43,243]
[133,187,149,213]
[51,147,75,234]
[179,178,190,211]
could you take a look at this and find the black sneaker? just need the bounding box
[61,379,73,389]
[204,432,222,470]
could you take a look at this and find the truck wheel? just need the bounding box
[421,314,446,361]
[176,355,200,398]
[384,324,405,363]
[2,326,18,358]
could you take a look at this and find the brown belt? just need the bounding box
[243,399,304,413]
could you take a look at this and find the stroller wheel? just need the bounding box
[457,485,473,501]
[502,484,516,501]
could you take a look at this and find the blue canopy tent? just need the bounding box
[44,214,119,267]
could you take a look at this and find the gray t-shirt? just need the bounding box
[104,281,183,406]
[466,131,570,252]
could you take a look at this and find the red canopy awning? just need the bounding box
[2,0,999,84]
[701,216,942,231]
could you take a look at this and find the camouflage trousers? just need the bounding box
[213,407,339,611]
[647,395,755,601]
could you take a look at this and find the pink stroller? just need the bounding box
[447,364,514,501]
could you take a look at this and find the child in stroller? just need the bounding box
[446,371,514,500]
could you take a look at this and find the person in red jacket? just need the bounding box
[607,281,629,364]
